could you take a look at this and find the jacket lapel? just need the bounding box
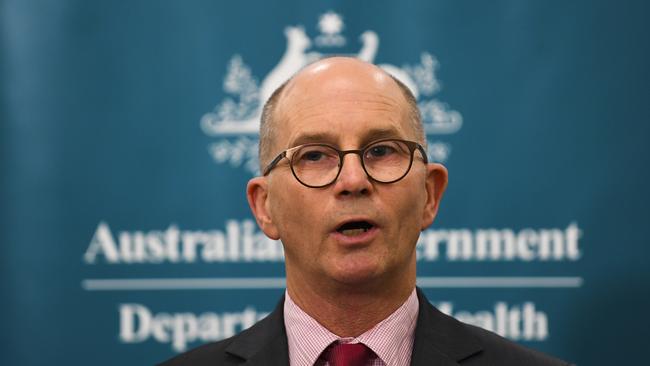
[224,296,290,365]
[410,288,483,366]
[222,290,483,366]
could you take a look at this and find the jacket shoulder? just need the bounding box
[156,298,288,366]
[413,288,571,366]
[156,335,241,366]
[461,323,571,366]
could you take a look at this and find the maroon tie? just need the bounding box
[325,342,375,366]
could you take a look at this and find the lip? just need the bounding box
[330,217,380,246]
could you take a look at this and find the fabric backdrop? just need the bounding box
[2,1,649,365]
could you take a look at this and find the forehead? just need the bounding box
[274,60,413,148]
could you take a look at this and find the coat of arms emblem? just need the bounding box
[201,11,462,175]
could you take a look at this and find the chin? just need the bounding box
[327,259,385,286]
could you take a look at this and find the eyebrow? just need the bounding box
[360,127,404,145]
[289,127,404,148]
[290,132,337,148]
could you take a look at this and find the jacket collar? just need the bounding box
[223,289,483,365]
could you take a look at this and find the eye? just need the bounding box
[303,150,325,161]
[367,144,396,158]
[294,146,337,164]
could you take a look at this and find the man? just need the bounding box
[160,57,571,365]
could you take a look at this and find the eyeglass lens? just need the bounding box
[290,140,415,187]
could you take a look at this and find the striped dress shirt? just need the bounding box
[284,288,419,366]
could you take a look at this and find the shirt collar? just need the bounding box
[284,288,419,366]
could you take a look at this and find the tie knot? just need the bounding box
[325,342,375,366]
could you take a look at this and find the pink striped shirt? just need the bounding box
[284,288,419,366]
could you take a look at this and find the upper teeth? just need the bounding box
[341,228,368,236]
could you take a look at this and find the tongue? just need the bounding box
[340,228,367,236]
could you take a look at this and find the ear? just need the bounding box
[421,163,448,230]
[247,177,280,240]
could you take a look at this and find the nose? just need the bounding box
[333,153,373,196]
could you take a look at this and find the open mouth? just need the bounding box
[336,221,374,237]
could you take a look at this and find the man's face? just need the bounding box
[248,59,446,289]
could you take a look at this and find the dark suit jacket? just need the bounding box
[159,288,571,365]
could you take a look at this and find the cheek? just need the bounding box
[389,181,428,232]
[268,184,317,240]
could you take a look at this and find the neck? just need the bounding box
[285,263,416,337]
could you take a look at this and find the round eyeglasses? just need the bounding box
[262,139,428,188]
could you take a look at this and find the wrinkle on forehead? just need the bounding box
[279,95,409,149]
[288,93,403,119]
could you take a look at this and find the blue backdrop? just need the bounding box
[2,1,649,365]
